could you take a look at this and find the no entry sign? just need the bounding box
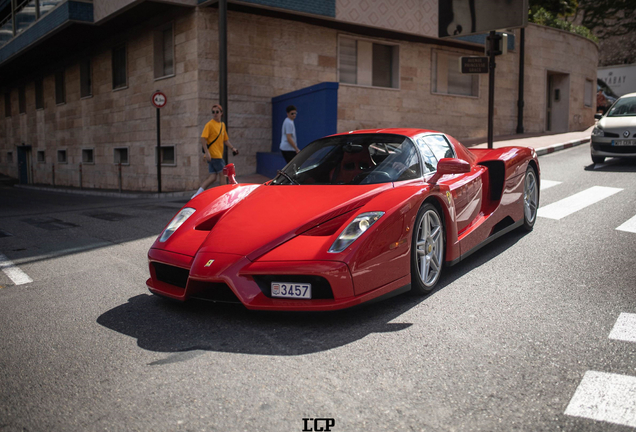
[151,91,167,109]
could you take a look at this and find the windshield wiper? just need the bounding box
[276,170,300,185]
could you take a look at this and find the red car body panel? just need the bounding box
[147,128,540,310]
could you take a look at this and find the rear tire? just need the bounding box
[522,166,539,231]
[592,155,605,164]
[411,203,445,295]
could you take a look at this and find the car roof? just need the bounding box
[332,128,443,138]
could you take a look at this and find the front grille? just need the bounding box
[603,131,620,138]
[153,262,189,289]
[253,275,334,299]
[187,280,241,303]
[592,143,636,154]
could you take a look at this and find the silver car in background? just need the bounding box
[591,92,636,164]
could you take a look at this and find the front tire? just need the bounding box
[411,203,445,295]
[523,166,539,231]
[592,155,605,164]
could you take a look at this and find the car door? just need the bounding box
[417,135,484,234]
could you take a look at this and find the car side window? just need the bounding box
[423,135,455,161]
[415,138,438,174]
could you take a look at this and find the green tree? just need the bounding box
[575,0,636,38]
[529,0,578,17]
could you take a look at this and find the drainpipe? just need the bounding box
[219,0,228,164]
[516,28,525,134]
[11,0,16,36]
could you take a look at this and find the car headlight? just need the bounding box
[159,207,196,242]
[328,212,384,253]
[592,127,604,137]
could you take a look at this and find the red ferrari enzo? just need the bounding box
[147,129,540,311]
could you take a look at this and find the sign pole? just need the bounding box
[487,31,497,150]
[151,90,167,194]
[156,107,161,193]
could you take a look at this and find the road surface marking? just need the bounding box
[616,215,636,234]
[540,180,561,191]
[609,313,636,343]
[0,253,33,285]
[565,371,636,428]
[537,186,623,220]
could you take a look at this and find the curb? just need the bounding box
[536,138,590,156]
[14,184,193,200]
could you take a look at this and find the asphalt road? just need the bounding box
[1,144,635,432]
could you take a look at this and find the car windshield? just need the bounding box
[607,96,636,117]
[271,134,422,185]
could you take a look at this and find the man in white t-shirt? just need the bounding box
[279,105,299,163]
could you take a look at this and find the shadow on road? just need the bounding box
[97,229,528,359]
[584,158,636,172]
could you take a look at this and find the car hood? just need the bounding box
[599,116,636,131]
[197,184,393,260]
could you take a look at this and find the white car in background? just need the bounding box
[591,92,636,164]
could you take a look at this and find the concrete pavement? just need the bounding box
[6,126,595,197]
[463,125,593,156]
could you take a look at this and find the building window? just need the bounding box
[57,149,67,164]
[82,148,94,164]
[114,147,129,165]
[7,152,13,163]
[112,44,127,90]
[35,78,44,109]
[432,50,479,97]
[4,92,10,117]
[55,69,65,104]
[80,58,92,98]
[156,146,175,166]
[584,79,593,107]
[19,86,26,113]
[154,23,174,79]
[338,36,399,89]
[37,150,45,163]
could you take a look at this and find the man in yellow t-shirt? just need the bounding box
[193,104,239,198]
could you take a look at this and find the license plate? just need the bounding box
[612,139,635,146]
[271,282,312,299]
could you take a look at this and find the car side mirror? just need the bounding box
[427,158,471,184]
[594,113,602,120]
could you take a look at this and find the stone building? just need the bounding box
[0,0,598,191]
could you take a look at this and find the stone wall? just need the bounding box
[523,23,598,133]
[0,9,598,191]
[196,9,338,177]
[1,8,202,191]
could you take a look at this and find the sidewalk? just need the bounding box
[8,126,593,198]
[463,126,593,156]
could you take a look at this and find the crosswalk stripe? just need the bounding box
[565,371,636,428]
[540,180,561,191]
[537,186,623,220]
[609,313,636,343]
[0,253,33,285]
[616,215,636,234]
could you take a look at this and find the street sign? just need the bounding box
[460,56,488,74]
[151,91,167,109]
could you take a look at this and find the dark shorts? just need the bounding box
[208,158,225,173]
[281,151,296,163]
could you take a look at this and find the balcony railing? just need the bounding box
[0,0,68,48]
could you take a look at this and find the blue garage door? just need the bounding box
[257,82,338,179]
